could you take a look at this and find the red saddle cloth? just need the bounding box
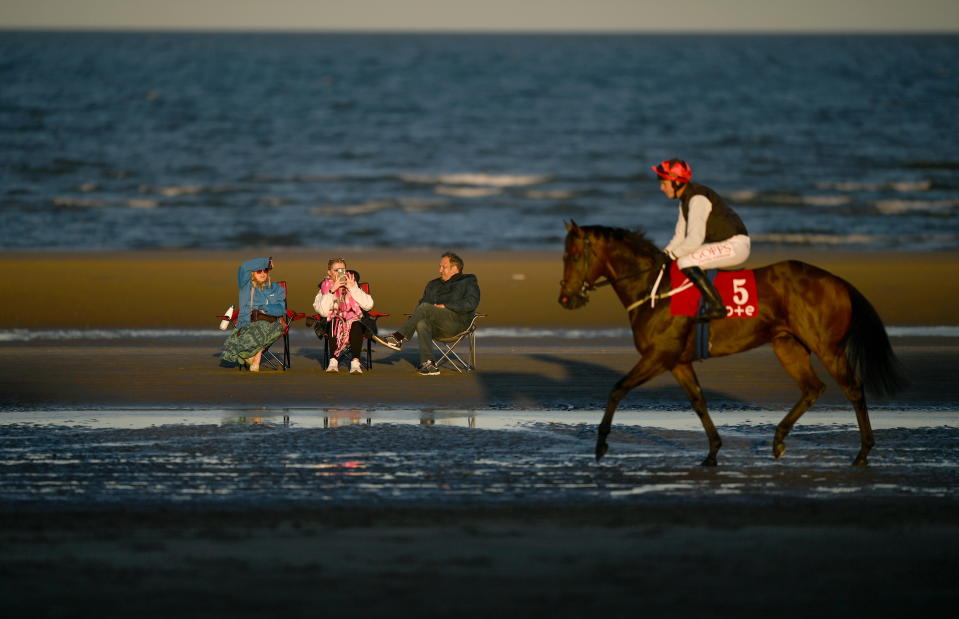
[669,262,759,318]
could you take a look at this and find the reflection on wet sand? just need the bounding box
[324,409,371,427]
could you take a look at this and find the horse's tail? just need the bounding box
[843,281,907,397]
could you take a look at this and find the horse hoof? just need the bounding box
[595,442,608,461]
[700,456,717,467]
[773,443,786,460]
[852,456,868,467]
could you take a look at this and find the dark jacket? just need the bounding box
[680,181,748,243]
[418,273,480,317]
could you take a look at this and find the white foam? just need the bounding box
[751,233,881,245]
[815,180,932,192]
[51,196,108,208]
[874,199,958,215]
[801,195,850,207]
[312,200,394,216]
[0,329,222,342]
[0,325,954,343]
[401,173,548,187]
[434,185,501,198]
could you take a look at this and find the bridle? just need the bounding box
[561,231,689,313]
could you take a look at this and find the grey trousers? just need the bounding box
[398,303,471,364]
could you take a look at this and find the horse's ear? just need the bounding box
[566,219,579,232]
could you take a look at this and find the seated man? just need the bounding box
[374,251,480,375]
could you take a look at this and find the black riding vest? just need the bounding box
[680,182,748,242]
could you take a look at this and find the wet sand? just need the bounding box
[3,249,959,617]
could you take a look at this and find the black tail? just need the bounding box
[844,282,907,397]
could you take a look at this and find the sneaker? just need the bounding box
[326,358,339,373]
[417,361,440,376]
[373,333,403,351]
[349,359,363,374]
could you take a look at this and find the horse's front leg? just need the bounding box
[597,357,666,460]
[671,363,722,466]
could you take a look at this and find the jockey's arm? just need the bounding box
[669,195,712,259]
[664,207,686,257]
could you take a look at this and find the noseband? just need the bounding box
[561,234,603,302]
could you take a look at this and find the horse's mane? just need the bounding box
[580,225,662,257]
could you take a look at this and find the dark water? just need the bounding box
[2,409,957,508]
[1,32,957,250]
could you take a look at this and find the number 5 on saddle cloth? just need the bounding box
[668,263,759,360]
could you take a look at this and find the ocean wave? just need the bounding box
[873,199,958,215]
[816,180,933,192]
[434,185,501,198]
[311,197,449,216]
[312,200,395,216]
[51,196,109,208]
[523,189,578,200]
[0,329,222,342]
[3,326,954,343]
[401,173,548,187]
[728,191,850,207]
[138,184,240,197]
[751,233,881,245]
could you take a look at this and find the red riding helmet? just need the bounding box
[652,159,692,183]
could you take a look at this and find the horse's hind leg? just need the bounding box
[818,346,874,466]
[671,363,722,466]
[771,334,826,460]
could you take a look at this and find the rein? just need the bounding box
[564,231,691,314]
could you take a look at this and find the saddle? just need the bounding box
[668,262,759,319]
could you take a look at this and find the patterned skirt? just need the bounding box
[221,321,284,365]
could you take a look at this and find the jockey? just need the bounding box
[653,159,750,321]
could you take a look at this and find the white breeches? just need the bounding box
[675,234,751,270]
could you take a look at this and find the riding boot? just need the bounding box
[682,267,727,321]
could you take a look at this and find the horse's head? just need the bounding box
[558,220,604,310]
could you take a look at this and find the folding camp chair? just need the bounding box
[217,280,304,371]
[432,313,486,372]
[261,281,305,371]
[307,272,389,370]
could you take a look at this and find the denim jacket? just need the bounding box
[236,257,286,328]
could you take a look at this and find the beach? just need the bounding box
[3,248,959,617]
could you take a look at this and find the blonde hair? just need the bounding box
[327,257,347,271]
[250,271,271,290]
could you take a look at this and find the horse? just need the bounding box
[558,222,905,466]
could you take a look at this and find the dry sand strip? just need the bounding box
[5,249,959,329]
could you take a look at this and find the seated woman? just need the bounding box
[221,257,286,372]
[314,257,375,374]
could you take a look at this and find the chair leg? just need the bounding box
[433,337,472,373]
[469,331,476,369]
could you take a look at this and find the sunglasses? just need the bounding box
[254,269,270,274]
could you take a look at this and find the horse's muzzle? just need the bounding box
[558,291,589,310]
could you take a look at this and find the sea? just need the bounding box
[1,31,957,251]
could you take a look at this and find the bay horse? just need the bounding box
[558,222,905,466]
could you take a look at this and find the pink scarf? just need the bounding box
[321,278,362,357]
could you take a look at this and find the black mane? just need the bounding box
[580,225,662,257]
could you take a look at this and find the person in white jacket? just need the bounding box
[313,258,375,374]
